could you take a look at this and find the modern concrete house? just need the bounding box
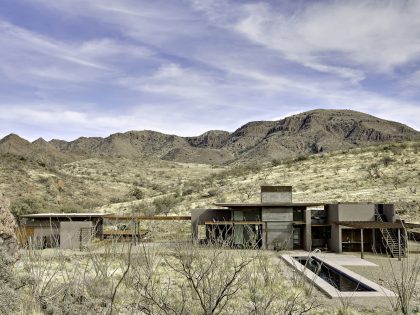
[18,213,109,249]
[192,186,409,258]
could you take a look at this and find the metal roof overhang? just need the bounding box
[334,221,420,229]
[104,215,191,221]
[20,213,111,219]
[214,202,325,208]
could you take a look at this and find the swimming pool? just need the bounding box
[294,256,375,292]
[281,254,396,298]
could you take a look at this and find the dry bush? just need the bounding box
[16,240,325,315]
[244,253,319,315]
[383,242,420,314]
[387,257,420,314]
[0,246,21,314]
[152,195,179,216]
[19,239,133,314]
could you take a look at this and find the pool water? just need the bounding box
[295,256,375,292]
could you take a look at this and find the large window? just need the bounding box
[311,209,327,224]
[293,207,305,221]
[312,226,331,240]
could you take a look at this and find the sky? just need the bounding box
[0,0,419,141]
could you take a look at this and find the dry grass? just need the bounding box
[0,141,418,221]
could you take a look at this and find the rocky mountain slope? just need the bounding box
[1,109,418,164]
[0,134,70,163]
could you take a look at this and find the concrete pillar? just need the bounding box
[360,228,364,259]
[262,222,268,249]
[304,208,312,251]
[398,228,401,261]
[372,229,376,252]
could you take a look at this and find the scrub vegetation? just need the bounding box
[1,141,418,222]
[6,238,419,314]
[1,139,419,314]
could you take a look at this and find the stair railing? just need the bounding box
[375,209,398,257]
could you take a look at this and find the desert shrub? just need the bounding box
[109,196,125,204]
[152,195,179,216]
[132,201,156,216]
[58,202,84,213]
[129,186,145,200]
[380,155,396,167]
[80,200,103,209]
[384,252,420,314]
[294,155,309,162]
[365,163,382,179]
[389,145,403,155]
[392,177,402,189]
[22,243,132,314]
[206,188,219,197]
[271,158,282,166]
[150,183,167,194]
[10,197,44,219]
[0,247,19,314]
[182,186,195,196]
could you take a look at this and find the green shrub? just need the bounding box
[152,195,179,216]
[380,155,395,167]
[294,155,308,162]
[10,197,44,219]
[109,196,125,204]
[271,158,282,167]
[58,202,83,213]
[129,186,145,200]
[207,188,219,197]
[132,201,155,216]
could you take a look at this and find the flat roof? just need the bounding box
[105,215,191,221]
[20,213,112,218]
[214,202,325,208]
[335,221,408,229]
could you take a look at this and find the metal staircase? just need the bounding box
[375,209,406,258]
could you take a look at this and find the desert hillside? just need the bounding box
[1,140,419,222]
[1,109,418,165]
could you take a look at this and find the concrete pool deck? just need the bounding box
[281,253,396,299]
[289,251,378,266]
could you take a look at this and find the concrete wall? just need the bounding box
[60,221,92,250]
[262,207,293,250]
[327,203,375,253]
[191,209,231,240]
[261,186,292,203]
[336,203,375,221]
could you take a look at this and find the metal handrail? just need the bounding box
[375,210,398,256]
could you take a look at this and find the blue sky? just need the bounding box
[0,0,419,141]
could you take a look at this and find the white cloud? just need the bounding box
[0,21,107,70]
[0,21,154,87]
[232,1,420,75]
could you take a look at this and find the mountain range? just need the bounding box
[0,109,419,164]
